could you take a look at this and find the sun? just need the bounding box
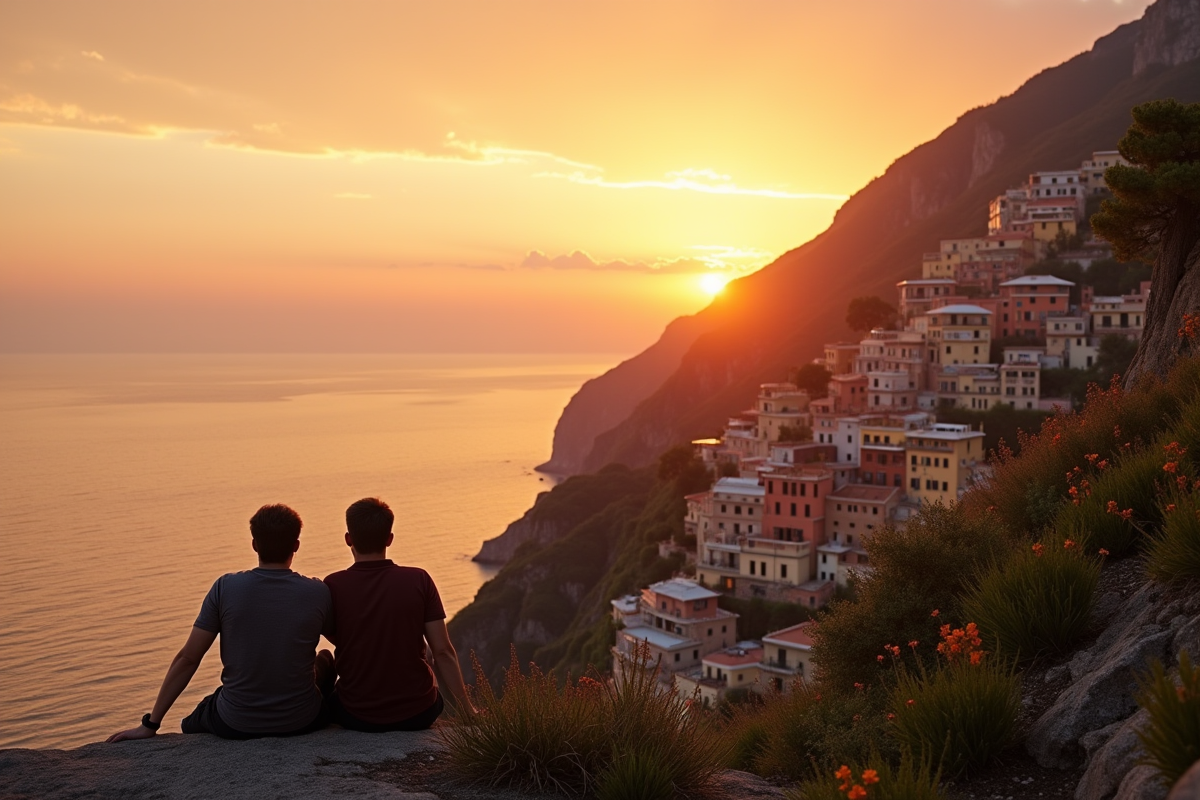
[700,273,730,296]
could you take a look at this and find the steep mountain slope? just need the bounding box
[542,0,1200,475]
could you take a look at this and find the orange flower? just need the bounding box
[1031,543,1044,557]
[847,786,867,800]
[889,645,901,657]
[1085,453,1099,464]
[1097,459,1109,470]
[877,655,885,663]
[908,640,919,649]
[1063,539,1076,550]
[886,713,895,720]
[1165,461,1179,474]
[906,699,915,707]
[1167,504,1177,513]
[862,769,880,785]
[1120,508,1133,520]
[969,650,983,666]
[1099,548,1110,556]
[1165,441,1188,458]
[931,609,940,618]
[1106,500,1119,514]
[853,714,862,722]
[854,682,864,691]
[836,765,852,792]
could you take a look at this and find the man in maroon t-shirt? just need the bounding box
[323,497,476,731]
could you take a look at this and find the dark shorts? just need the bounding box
[181,687,329,740]
[329,690,444,733]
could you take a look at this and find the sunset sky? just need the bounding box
[0,0,1153,353]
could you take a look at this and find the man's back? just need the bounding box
[324,561,445,724]
[195,568,331,733]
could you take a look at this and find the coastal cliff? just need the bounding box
[538,0,1200,476]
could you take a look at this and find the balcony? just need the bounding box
[759,659,803,675]
[743,537,811,557]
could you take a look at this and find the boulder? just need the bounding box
[1115,765,1170,800]
[1076,710,1151,800]
[1167,759,1200,799]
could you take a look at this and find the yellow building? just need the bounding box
[756,383,812,444]
[935,365,1001,410]
[823,343,861,376]
[925,305,992,367]
[906,423,987,505]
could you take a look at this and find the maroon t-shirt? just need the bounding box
[323,560,446,723]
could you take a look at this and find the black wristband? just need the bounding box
[141,713,160,731]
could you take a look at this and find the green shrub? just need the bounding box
[811,504,1012,689]
[887,638,1021,778]
[1147,495,1200,583]
[791,754,947,800]
[596,749,675,800]
[964,357,1200,534]
[439,644,729,796]
[962,539,1100,662]
[722,681,891,780]
[1055,444,1165,556]
[1137,652,1200,787]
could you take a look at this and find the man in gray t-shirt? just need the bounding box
[107,504,333,742]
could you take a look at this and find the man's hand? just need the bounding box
[106,724,157,743]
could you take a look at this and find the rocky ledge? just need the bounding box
[0,728,787,800]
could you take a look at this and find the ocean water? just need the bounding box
[0,353,618,750]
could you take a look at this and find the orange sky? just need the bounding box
[0,0,1153,353]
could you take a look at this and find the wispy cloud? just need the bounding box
[80,51,105,62]
[0,92,163,136]
[536,165,848,200]
[518,248,768,275]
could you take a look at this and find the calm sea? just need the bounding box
[0,353,619,750]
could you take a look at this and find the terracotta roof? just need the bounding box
[704,646,764,668]
[763,621,816,648]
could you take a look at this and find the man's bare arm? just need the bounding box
[106,626,217,742]
[424,619,477,717]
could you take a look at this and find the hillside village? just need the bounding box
[610,149,1150,704]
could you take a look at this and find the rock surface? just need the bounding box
[0,729,446,800]
[1167,759,1200,799]
[1027,583,1173,769]
[1133,0,1200,76]
[0,730,786,800]
[472,497,566,564]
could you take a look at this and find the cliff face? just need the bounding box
[543,0,1200,475]
[1134,0,1200,76]
[536,313,712,475]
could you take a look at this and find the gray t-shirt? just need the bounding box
[194,568,332,733]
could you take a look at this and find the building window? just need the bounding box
[675,652,680,662]
[791,503,797,516]
[749,560,756,575]
[781,564,788,579]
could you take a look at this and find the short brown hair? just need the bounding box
[250,504,302,563]
[346,497,394,554]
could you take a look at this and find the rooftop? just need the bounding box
[647,578,721,603]
[829,485,900,502]
[621,626,696,651]
[713,477,766,497]
[896,278,957,286]
[925,304,993,316]
[1000,275,1075,287]
[763,621,816,649]
[704,644,764,668]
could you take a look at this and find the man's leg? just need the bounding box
[315,649,335,699]
[331,691,444,733]
[179,688,254,740]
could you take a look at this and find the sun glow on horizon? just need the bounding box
[699,273,731,296]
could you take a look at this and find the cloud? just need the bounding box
[0,92,161,136]
[535,164,849,200]
[333,192,372,199]
[80,50,104,62]
[518,249,763,275]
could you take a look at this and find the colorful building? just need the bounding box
[906,423,987,505]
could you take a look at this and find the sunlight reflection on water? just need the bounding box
[0,353,616,749]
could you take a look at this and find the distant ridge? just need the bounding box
[541,0,1200,475]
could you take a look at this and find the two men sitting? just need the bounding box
[107,498,473,742]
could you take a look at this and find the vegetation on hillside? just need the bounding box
[1092,99,1200,385]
